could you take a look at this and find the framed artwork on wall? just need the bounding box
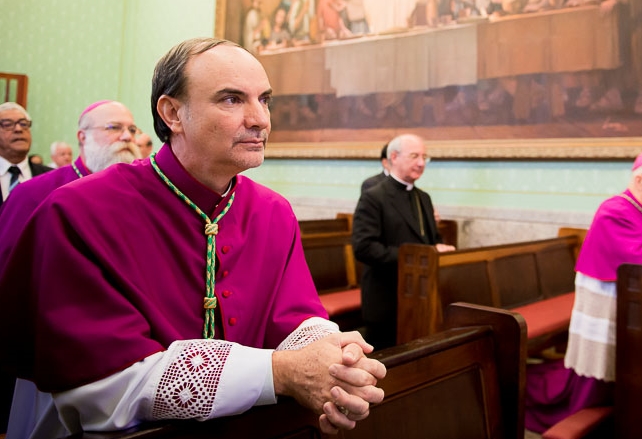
[216,0,642,160]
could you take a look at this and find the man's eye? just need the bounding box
[223,96,241,104]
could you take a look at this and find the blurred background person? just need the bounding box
[28,154,43,166]
[47,141,73,168]
[135,132,154,159]
[360,143,389,193]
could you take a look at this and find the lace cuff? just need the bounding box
[151,340,232,419]
[151,340,273,420]
[276,317,339,351]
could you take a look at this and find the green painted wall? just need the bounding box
[244,158,633,215]
[1,0,637,216]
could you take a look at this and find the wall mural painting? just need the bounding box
[218,0,642,159]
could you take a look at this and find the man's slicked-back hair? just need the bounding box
[151,37,243,143]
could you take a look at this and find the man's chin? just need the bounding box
[117,151,139,164]
[247,151,265,167]
[11,141,30,152]
[120,145,142,161]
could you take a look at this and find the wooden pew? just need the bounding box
[299,216,351,235]
[557,227,587,259]
[615,263,642,439]
[397,229,584,354]
[297,215,361,330]
[536,261,641,439]
[64,302,527,439]
[300,230,361,331]
[437,218,458,248]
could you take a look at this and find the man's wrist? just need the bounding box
[257,349,277,405]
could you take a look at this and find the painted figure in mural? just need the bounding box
[317,0,352,41]
[243,0,270,54]
[289,0,315,44]
[343,0,370,34]
[264,6,292,51]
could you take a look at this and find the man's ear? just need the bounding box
[77,129,86,147]
[157,95,184,135]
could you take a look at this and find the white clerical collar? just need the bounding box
[390,172,414,191]
[221,178,234,197]
[0,156,29,177]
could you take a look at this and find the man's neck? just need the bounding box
[0,153,27,165]
[628,185,642,206]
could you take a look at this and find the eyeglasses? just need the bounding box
[403,152,431,163]
[85,123,138,137]
[0,118,32,131]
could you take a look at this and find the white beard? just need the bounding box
[83,134,142,173]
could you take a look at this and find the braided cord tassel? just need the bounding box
[150,153,234,339]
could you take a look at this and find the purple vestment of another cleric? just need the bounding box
[574,189,642,280]
[0,144,327,393]
[525,188,642,433]
[0,157,90,268]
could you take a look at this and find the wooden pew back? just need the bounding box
[64,303,526,439]
[397,232,582,344]
[300,231,358,292]
[437,218,458,248]
[300,229,361,331]
[299,216,351,235]
[616,263,642,439]
[299,215,359,292]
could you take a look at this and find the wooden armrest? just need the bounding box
[542,406,614,439]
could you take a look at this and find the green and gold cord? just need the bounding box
[71,161,84,178]
[150,152,234,339]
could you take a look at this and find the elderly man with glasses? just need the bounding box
[352,133,456,351]
[0,102,52,206]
